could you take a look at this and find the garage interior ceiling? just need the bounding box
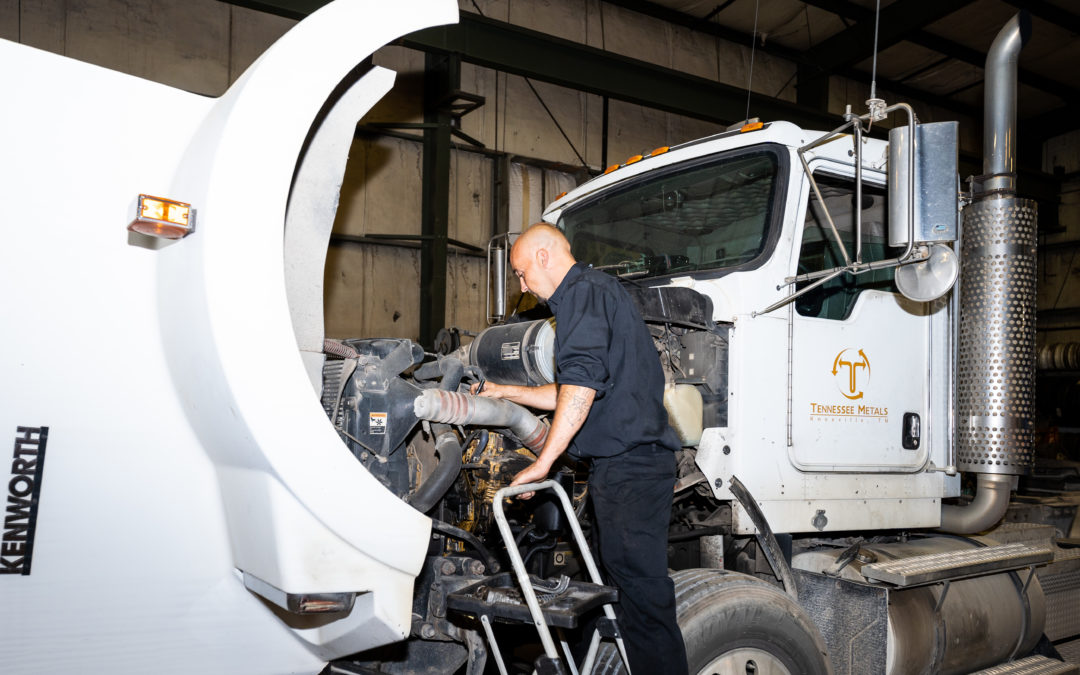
[610,0,1078,146]
[224,0,1080,343]
[233,0,1078,179]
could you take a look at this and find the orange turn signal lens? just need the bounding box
[740,121,765,133]
[128,194,195,240]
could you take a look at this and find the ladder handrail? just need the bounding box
[492,480,631,674]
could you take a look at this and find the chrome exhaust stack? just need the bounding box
[982,12,1032,196]
[942,12,1036,533]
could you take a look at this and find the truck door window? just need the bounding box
[796,175,897,320]
[557,148,783,280]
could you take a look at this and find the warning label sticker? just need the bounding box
[369,412,387,435]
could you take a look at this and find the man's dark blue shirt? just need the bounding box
[546,262,680,458]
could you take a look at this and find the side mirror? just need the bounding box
[889,121,960,303]
[888,121,960,248]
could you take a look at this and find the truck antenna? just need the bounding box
[866,0,886,123]
[869,0,881,101]
[744,0,760,123]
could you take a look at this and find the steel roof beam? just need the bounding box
[221,0,322,19]
[800,0,1080,106]
[216,0,1060,200]
[800,0,971,73]
[599,0,979,118]
[1001,0,1080,37]
[405,12,1059,201]
[403,12,839,130]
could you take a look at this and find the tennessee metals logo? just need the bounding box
[833,348,870,400]
[810,349,888,422]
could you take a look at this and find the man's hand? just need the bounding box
[509,459,552,500]
[470,381,504,398]
[469,381,559,410]
[501,383,596,500]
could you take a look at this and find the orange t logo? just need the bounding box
[832,349,870,400]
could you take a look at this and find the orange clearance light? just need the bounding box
[555,191,568,200]
[128,194,196,240]
[625,154,643,165]
[603,164,620,175]
[740,121,765,133]
[649,146,670,157]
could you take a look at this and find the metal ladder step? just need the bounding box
[969,655,1079,674]
[446,572,618,629]
[860,543,1054,587]
[481,480,631,675]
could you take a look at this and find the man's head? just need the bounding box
[510,223,577,303]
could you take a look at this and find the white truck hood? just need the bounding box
[0,1,456,671]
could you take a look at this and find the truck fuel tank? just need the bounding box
[793,536,1045,675]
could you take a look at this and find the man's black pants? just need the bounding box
[590,444,688,675]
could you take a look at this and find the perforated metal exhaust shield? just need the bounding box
[957,197,1037,474]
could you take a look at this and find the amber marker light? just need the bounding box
[625,154,644,165]
[740,121,765,133]
[648,146,670,157]
[128,194,196,240]
[555,191,568,200]
[603,164,620,175]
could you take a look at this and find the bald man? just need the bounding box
[473,224,688,675]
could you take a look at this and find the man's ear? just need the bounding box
[536,247,549,268]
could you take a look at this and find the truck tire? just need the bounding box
[593,569,830,675]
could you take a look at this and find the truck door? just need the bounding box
[788,172,933,472]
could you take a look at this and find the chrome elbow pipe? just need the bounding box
[939,474,1013,534]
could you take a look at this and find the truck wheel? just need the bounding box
[593,569,830,675]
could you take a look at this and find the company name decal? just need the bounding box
[2,427,48,576]
[810,350,889,423]
[809,403,888,417]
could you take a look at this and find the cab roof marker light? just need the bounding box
[625,154,643,165]
[740,121,765,133]
[648,146,670,157]
[128,194,196,240]
[555,191,568,200]
[603,164,620,175]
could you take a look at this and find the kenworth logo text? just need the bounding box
[2,427,48,575]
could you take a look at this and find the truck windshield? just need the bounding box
[557,148,781,279]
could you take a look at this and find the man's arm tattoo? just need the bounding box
[564,387,593,426]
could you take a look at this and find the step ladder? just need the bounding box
[446,479,632,675]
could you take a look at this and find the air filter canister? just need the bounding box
[957,197,1037,474]
[469,319,556,386]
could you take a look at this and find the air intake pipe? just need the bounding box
[407,430,462,514]
[413,389,549,453]
[405,361,467,513]
[942,12,1035,534]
